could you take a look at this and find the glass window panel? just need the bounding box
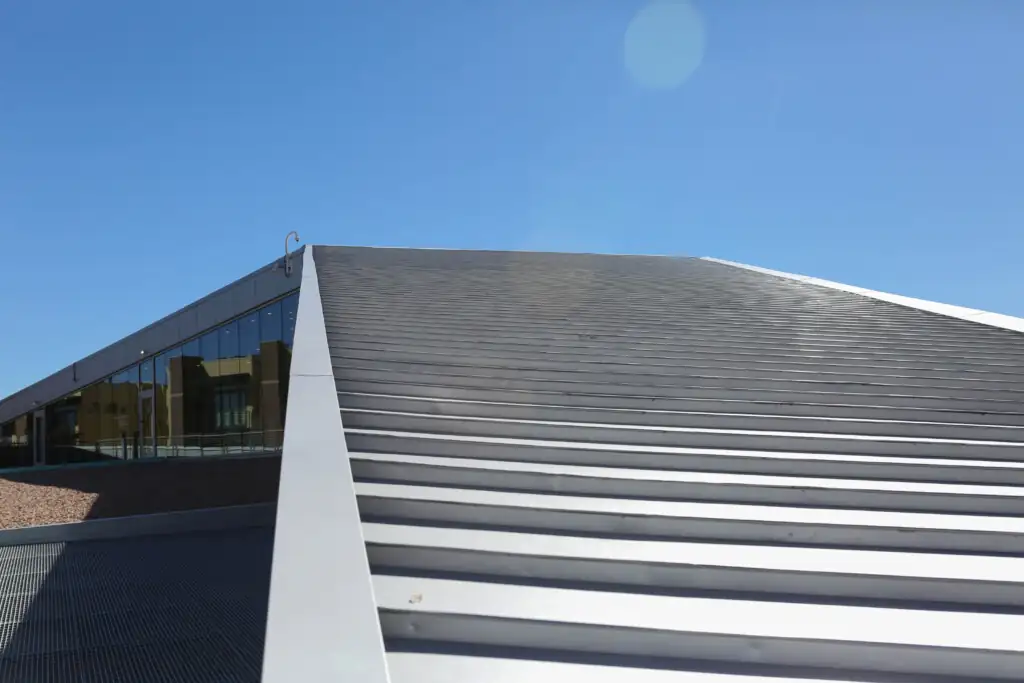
[239,311,261,441]
[240,311,260,356]
[140,358,153,390]
[46,391,85,465]
[259,299,285,451]
[200,331,218,362]
[154,353,167,386]
[219,320,239,359]
[97,375,116,458]
[110,365,139,460]
[218,321,242,441]
[0,419,28,469]
[282,293,299,349]
[155,351,170,455]
[166,345,186,453]
[261,300,282,343]
[78,380,105,461]
[180,338,206,452]
[12,415,30,467]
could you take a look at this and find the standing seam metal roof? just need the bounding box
[313,245,1024,682]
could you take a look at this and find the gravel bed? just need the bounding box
[0,455,281,530]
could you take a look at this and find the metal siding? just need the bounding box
[314,246,1024,682]
[0,249,304,424]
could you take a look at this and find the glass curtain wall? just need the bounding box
[0,291,298,468]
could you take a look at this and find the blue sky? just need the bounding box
[1,0,1023,397]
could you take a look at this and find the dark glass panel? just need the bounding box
[261,300,282,343]
[167,344,188,455]
[76,378,107,462]
[240,310,262,447]
[259,299,287,450]
[139,357,153,391]
[215,320,244,452]
[0,417,30,468]
[97,375,118,458]
[282,293,298,349]
[200,330,218,362]
[219,320,240,374]
[154,350,172,456]
[240,311,260,356]
[110,365,139,460]
[179,337,206,454]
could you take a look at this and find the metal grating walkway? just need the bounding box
[0,525,273,683]
[315,246,1024,682]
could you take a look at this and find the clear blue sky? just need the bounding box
[2,0,1023,397]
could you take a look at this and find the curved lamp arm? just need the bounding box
[285,231,301,276]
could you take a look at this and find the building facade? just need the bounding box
[0,251,302,469]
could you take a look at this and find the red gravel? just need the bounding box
[0,455,281,530]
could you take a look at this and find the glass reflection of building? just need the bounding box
[0,292,298,468]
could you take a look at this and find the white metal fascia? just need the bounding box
[702,257,1024,334]
[261,247,390,683]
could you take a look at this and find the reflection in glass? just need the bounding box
[8,290,299,469]
[0,416,31,468]
[140,358,153,391]
[154,347,180,457]
[219,320,240,375]
[240,311,262,442]
[97,375,116,457]
[107,366,139,459]
[259,297,290,449]
[200,330,218,362]
[261,300,282,342]
[282,293,299,348]
[180,338,204,453]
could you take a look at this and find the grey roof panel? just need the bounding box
[312,246,1024,681]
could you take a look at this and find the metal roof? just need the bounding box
[291,245,1024,682]
[4,245,1024,682]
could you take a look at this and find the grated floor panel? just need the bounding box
[0,526,273,683]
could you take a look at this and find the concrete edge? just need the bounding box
[261,247,391,682]
[702,257,1024,335]
[0,503,276,548]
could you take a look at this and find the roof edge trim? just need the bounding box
[312,243,692,259]
[261,248,391,683]
[702,257,1024,335]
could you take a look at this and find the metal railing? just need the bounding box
[93,431,285,460]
